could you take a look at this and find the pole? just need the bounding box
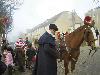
[72,10,75,30]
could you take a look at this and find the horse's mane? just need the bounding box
[70,25,86,35]
[65,25,87,45]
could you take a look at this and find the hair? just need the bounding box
[49,24,58,31]
[7,46,12,51]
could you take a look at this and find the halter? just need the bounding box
[84,26,94,46]
[83,26,97,57]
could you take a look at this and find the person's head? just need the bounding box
[18,38,23,42]
[7,46,12,52]
[84,16,95,27]
[28,43,32,48]
[49,24,58,35]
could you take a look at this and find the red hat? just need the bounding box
[84,16,92,25]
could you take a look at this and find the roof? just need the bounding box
[32,11,70,31]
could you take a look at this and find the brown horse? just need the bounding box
[57,24,95,75]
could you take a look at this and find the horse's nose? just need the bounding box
[89,41,95,50]
[91,46,95,50]
[91,43,96,50]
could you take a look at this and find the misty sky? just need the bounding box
[7,0,99,42]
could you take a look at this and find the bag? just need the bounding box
[0,61,7,74]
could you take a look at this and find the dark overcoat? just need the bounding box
[36,32,58,75]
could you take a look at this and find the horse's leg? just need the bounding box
[63,52,70,75]
[71,58,77,72]
[70,50,80,72]
[58,51,63,62]
[64,59,69,75]
[91,48,97,57]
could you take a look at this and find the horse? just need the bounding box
[56,24,95,75]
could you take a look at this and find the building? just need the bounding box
[28,11,83,39]
[85,7,100,46]
[85,7,100,30]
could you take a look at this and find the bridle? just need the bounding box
[83,26,97,57]
[84,27,94,45]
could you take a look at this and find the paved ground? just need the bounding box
[3,68,32,75]
[57,46,100,75]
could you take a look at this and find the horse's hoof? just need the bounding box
[71,69,75,73]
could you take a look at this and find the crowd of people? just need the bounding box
[0,37,37,75]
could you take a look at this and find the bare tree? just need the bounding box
[93,0,99,3]
[93,0,100,6]
[0,0,24,35]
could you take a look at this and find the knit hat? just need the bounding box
[84,16,92,25]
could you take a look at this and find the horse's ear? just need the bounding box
[90,20,95,27]
[65,32,68,35]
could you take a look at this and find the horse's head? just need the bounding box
[84,26,95,50]
[83,16,96,50]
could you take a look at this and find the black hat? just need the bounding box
[49,24,58,31]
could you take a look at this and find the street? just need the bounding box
[57,46,100,75]
[3,46,100,75]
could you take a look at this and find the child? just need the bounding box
[3,47,14,75]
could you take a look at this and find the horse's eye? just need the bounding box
[91,41,94,42]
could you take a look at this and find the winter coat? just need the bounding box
[4,51,14,66]
[26,47,36,61]
[36,31,58,75]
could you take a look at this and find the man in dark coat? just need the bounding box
[35,24,59,75]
